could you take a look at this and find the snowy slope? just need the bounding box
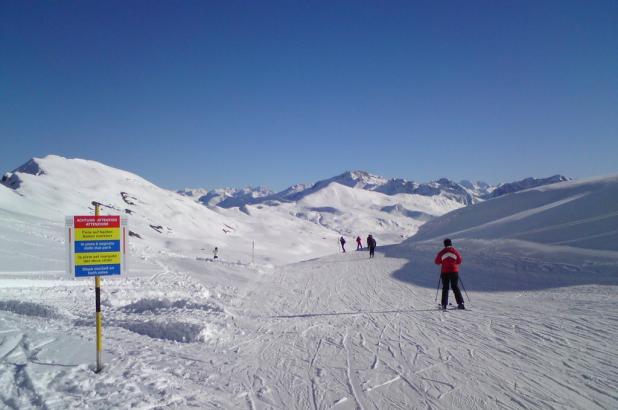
[390,175,618,293]
[291,181,461,243]
[410,175,618,251]
[1,159,617,409]
[1,224,617,409]
[0,155,342,266]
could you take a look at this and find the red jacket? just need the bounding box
[435,246,462,273]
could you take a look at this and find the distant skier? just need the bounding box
[356,236,362,250]
[340,236,346,253]
[213,247,219,260]
[367,234,377,258]
[435,238,465,310]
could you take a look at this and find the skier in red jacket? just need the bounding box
[435,238,465,310]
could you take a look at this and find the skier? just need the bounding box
[435,238,465,310]
[213,247,219,260]
[356,236,362,250]
[339,236,346,253]
[367,234,377,258]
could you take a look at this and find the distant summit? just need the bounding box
[322,170,389,190]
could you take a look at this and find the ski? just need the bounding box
[437,304,470,311]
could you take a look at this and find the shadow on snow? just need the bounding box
[382,240,618,292]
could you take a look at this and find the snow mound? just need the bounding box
[121,298,222,314]
[0,300,62,318]
[117,320,212,343]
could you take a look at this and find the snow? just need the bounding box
[1,156,617,409]
[411,174,618,251]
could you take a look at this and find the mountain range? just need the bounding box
[179,170,569,208]
[1,156,571,263]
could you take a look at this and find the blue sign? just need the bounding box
[75,264,121,277]
[75,240,120,253]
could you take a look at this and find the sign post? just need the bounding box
[94,203,103,373]
[66,202,127,373]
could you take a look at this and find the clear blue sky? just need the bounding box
[1,1,616,191]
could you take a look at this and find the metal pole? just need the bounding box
[93,201,103,373]
[434,275,441,303]
[459,275,471,303]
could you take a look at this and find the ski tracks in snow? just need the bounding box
[4,249,616,409]
[219,251,618,409]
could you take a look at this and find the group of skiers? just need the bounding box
[339,235,466,310]
[214,234,466,310]
[339,234,377,258]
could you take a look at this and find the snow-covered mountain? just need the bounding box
[408,174,617,251]
[181,171,482,207]
[179,186,274,207]
[0,155,344,267]
[486,174,570,199]
[180,172,469,243]
[176,170,572,244]
[181,171,569,211]
[0,156,576,266]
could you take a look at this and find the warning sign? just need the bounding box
[67,215,127,278]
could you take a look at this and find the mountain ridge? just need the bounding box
[1,155,574,255]
[178,169,570,209]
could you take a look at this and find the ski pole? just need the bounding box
[434,275,441,302]
[459,275,471,303]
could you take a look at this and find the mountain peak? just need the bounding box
[329,170,388,189]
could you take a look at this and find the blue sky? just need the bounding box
[1,1,616,190]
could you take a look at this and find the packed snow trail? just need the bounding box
[212,250,618,409]
[1,247,617,409]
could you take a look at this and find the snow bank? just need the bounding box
[0,300,63,318]
[117,320,213,343]
[120,298,222,314]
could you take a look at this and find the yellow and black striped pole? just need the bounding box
[93,202,103,373]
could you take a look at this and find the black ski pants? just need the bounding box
[369,246,375,258]
[441,272,464,307]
